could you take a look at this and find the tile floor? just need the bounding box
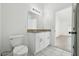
[1,35,72,56]
[1,46,72,56]
[36,46,72,56]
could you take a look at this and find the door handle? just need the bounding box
[69,32,77,34]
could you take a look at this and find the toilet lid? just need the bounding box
[13,45,28,55]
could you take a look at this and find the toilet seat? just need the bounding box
[13,45,28,56]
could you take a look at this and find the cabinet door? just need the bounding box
[35,33,45,53]
[35,32,50,53]
[44,32,50,44]
[35,33,40,53]
[39,32,50,51]
[27,33,36,55]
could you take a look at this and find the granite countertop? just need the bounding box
[27,29,51,33]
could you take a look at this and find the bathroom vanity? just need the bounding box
[27,29,51,55]
[27,7,51,55]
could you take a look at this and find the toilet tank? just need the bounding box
[9,34,24,47]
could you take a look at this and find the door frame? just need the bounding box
[73,3,79,56]
[72,3,77,56]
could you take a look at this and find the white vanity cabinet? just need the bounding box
[36,32,50,53]
[27,8,51,55]
[27,31,50,55]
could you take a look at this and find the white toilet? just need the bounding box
[9,34,28,56]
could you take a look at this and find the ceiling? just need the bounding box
[44,3,72,12]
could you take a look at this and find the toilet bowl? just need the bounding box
[9,34,28,56]
[13,45,28,56]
